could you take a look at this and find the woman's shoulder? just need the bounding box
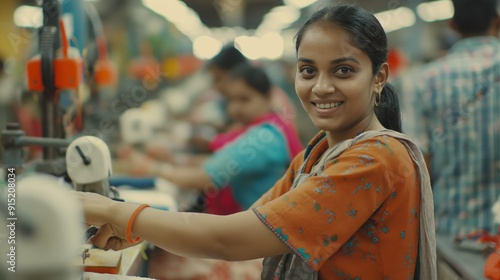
[244,122,286,142]
[351,135,408,155]
[345,135,416,176]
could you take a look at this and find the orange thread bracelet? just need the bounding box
[126,204,150,244]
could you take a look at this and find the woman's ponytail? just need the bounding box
[374,83,402,132]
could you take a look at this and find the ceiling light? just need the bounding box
[143,0,209,40]
[13,5,43,28]
[193,36,222,60]
[265,6,300,26]
[375,7,416,33]
[283,0,318,9]
[235,33,284,60]
[261,33,284,59]
[235,36,262,60]
[417,0,454,22]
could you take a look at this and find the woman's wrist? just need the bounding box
[107,200,137,230]
[105,199,123,226]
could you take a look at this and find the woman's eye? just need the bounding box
[335,67,353,75]
[300,67,315,76]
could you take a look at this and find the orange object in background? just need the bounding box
[128,42,160,81]
[26,56,45,92]
[26,19,84,92]
[387,48,407,78]
[485,251,500,279]
[128,56,161,81]
[26,56,83,91]
[94,36,118,87]
[162,54,202,80]
[94,59,117,86]
[25,19,84,135]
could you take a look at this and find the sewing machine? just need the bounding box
[2,122,116,196]
[66,135,115,197]
[0,175,85,280]
[0,128,124,278]
[0,0,142,278]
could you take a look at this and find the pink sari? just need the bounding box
[205,112,303,215]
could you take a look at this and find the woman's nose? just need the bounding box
[312,74,335,96]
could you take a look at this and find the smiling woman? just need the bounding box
[76,5,437,280]
[294,8,402,146]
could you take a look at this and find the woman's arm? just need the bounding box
[155,164,214,192]
[78,192,291,261]
[174,153,212,167]
[154,124,289,193]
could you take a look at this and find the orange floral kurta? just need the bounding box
[254,132,421,279]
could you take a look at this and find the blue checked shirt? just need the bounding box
[403,36,500,235]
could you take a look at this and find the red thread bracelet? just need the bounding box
[126,204,150,244]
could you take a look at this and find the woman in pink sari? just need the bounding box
[206,99,303,215]
[124,63,303,280]
[126,64,303,215]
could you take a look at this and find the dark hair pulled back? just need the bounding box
[295,5,402,132]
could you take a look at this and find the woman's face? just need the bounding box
[225,79,271,125]
[295,22,386,140]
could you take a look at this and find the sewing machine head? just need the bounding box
[119,108,155,146]
[66,136,113,197]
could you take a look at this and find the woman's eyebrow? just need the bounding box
[331,56,360,64]
[297,57,314,64]
[297,56,360,64]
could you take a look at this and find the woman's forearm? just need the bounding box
[107,202,228,259]
[156,165,214,192]
[78,192,291,261]
[104,202,290,261]
[168,153,211,167]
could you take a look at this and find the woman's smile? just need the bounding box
[310,100,345,115]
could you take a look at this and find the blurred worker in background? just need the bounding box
[404,0,500,235]
[207,43,296,126]
[186,44,298,153]
[122,64,303,214]
[124,64,303,279]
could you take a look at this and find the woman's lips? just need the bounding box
[312,101,344,109]
[311,101,345,114]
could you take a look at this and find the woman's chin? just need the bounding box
[311,119,341,133]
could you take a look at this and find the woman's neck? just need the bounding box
[326,114,384,147]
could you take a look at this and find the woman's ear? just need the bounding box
[374,62,389,93]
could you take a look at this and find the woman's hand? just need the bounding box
[76,192,139,250]
[76,191,117,227]
[90,223,138,251]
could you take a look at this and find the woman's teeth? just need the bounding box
[314,102,343,109]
